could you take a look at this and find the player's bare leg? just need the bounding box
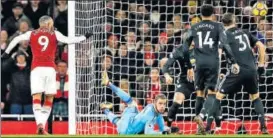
[32,93,44,134]
[250,93,268,134]
[194,90,206,135]
[167,92,184,127]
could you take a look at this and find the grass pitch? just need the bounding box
[2,135,273,138]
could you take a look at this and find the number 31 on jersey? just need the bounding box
[38,36,49,51]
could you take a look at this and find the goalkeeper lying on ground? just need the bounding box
[100,71,179,134]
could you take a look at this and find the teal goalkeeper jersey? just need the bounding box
[125,104,167,134]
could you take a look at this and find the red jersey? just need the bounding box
[30,28,57,70]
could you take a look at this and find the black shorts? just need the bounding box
[219,70,258,95]
[175,79,194,99]
[195,67,219,91]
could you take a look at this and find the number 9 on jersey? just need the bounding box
[38,36,49,51]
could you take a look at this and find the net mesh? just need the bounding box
[73,0,273,134]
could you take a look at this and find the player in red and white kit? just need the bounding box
[2,16,92,134]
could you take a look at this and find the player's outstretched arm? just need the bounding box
[55,30,92,44]
[3,31,31,56]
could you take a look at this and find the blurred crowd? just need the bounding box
[1,0,69,117]
[1,0,273,122]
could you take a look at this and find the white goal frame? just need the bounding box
[68,0,76,135]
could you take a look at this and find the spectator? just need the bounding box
[53,60,68,117]
[17,40,32,64]
[107,34,119,56]
[137,21,152,43]
[2,51,32,114]
[9,19,31,42]
[54,0,68,36]
[149,10,160,42]
[61,45,68,62]
[137,52,158,75]
[137,5,149,21]
[166,22,174,38]
[2,2,31,37]
[136,68,166,105]
[0,30,9,114]
[127,2,137,28]
[54,0,67,18]
[172,14,183,36]
[125,30,137,51]
[213,5,224,22]
[146,68,162,104]
[256,19,268,44]
[1,0,16,24]
[94,54,119,112]
[156,31,175,59]
[114,43,136,81]
[113,9,128,36]
[185,1,201,24]
[238,6,256,32]
[1,30,8,53]
[24,0,48,29]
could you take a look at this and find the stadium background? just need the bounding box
[1,0,273,135]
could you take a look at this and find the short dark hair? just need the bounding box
[201,4,214,17]
[13,2,23,9]
[222,13,235,26]
[154,94,167,102]
[56,60,67,65]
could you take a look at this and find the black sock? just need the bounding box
[206,98,221,131]
[167,102,181,127]
[206,117,214,131]
[253,98,266,128]
[215,106,222,128]
[195,97,205,116]
[200,94,216,119]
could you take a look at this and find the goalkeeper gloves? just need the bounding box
[85,32,93,39]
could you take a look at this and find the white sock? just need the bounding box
[199,113,204,119]
[33,104,43,125]
[41,106,52,128]
[215,127,221,131]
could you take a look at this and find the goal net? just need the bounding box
[69,0,273,135]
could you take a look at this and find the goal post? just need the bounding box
[68,0,273,135]
[68,0,107,135]
[68,0,76,135]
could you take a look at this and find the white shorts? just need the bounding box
[31,67,57,95]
